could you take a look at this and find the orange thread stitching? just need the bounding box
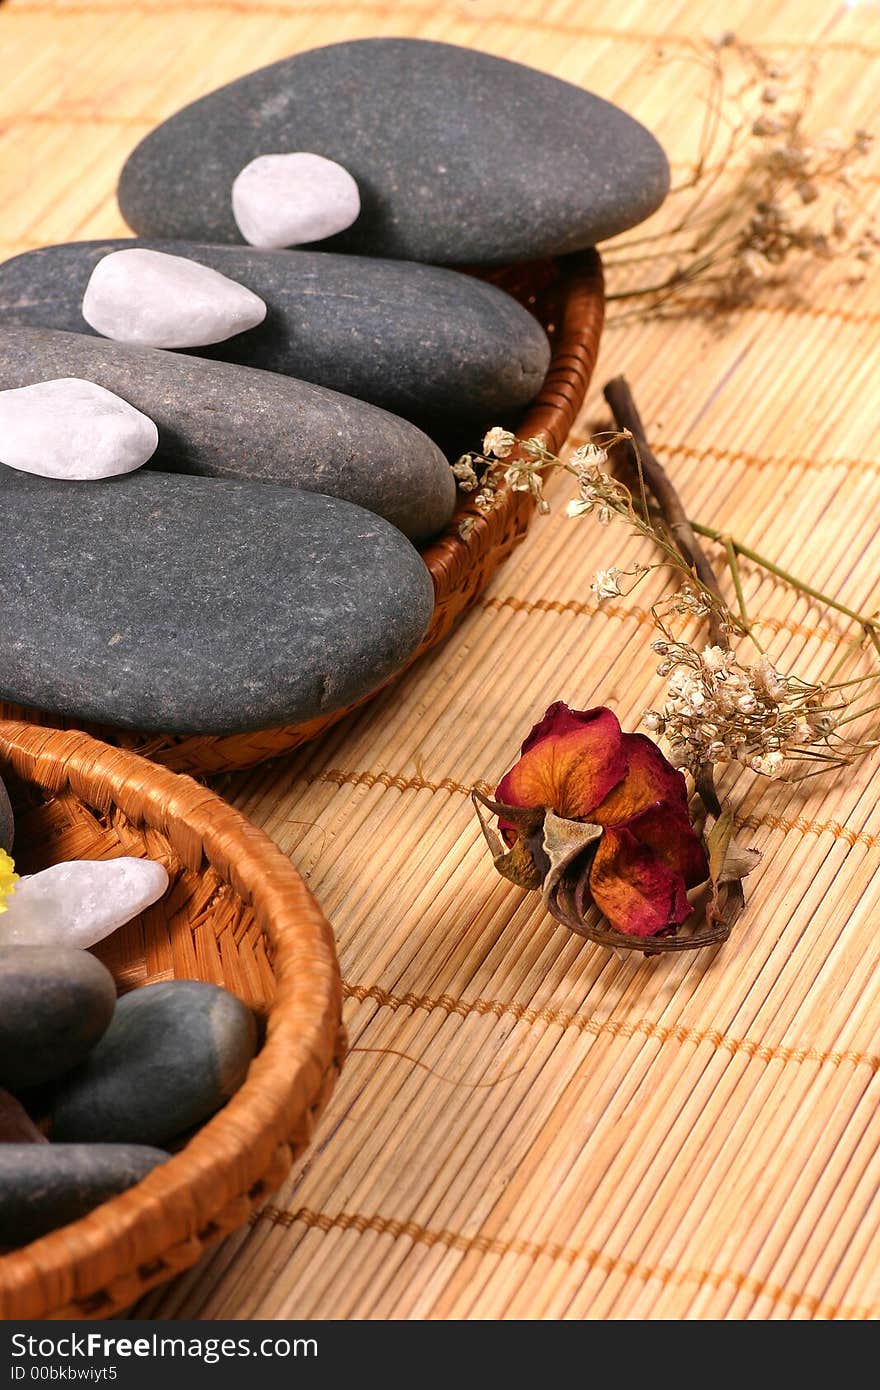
[317,768,879,850]
[341,981,880,1073]
[481,593,852,646]
[252,1205,875,1318]
[568,435,880,479]
[737,811,876,848]
[0,110,149,125]
[607,300,880,329]
[320,767,484,798]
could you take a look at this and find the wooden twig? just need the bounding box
[602,375,745,929]
[603,375,729,650]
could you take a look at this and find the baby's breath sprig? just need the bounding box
[456,376,880,784]
[602,34,875,321]
[644,642,841,778]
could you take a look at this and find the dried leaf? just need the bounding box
[471,790,548,890]
[704,808,761,883]
[540,810,603,910]
[702,803,758,935]
[706,804,735,884]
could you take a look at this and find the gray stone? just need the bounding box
[0,1144,167,1246]
[0,241,551,425]
[0,1089,47,1143]
[50,980,258,1146]
[0,776,12,851]
[0,946,117,1090]
[116,38,670,264]
[0,326,454,542]
[0,468,434,734]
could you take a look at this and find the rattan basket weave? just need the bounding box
[0,251,604,775]
[0,720,345,1320]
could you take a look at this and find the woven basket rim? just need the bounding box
[0,719,344,1319]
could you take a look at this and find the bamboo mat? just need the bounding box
[4,0,880,1322]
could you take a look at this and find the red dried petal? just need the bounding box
[587,826,693,938]
[591,732,691,826]
[496,703,627,821]
[627,804,709,889]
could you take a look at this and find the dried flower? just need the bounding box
[566,497,592,519]
[572,441,609,468]
[482,702,709,939]
[464,378,880,955]
[482,427,516,459]
[668,583,712,619]
[646,642,836,775]
[604,36,875,322]
[457,408,880,778]
[591,567,623,602]
[452,456,479,491]
[0,849,18,914]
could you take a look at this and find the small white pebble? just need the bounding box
[0,378,158,480]
[0,857,170,950]
[82,248,267,349]
[232,152,361,249]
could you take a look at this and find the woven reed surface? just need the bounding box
[4,0,880,1322]
[0,722,343,1319]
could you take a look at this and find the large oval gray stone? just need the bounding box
[0,946,117,1090]
[0,241,550,425]
[117,38,669,264]
[0,1144,167,1246]
[0,468,434,733]
[0,326,454,542]
[50,980,258,1146]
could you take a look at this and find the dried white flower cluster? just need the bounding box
[591,567,624,602]
[644,641,836,777]
[565,440,630,527]
[482,427,516,459]
[664,582,713,620]
[604,35,876,320]
[454,429,640,537]
[453,421,879,781]
[453,428,557,524]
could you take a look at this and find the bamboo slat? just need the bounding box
[3,0,880,1322]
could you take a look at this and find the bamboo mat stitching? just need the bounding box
[251,1204,877,1319]
[340,982,880,1072]
[316,765,880,850]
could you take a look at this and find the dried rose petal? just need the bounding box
[493,702,709,940]
[497,703,626,825]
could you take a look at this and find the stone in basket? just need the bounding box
[0,721,344,1320]
[0,252,604,775]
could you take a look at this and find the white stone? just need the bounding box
[0,378,158,480]
[0,857,169,950]
[232,152,361,249]
[82,248,267,348]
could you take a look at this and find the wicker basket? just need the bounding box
[0,251,604,775]
[0,720,345,1320]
